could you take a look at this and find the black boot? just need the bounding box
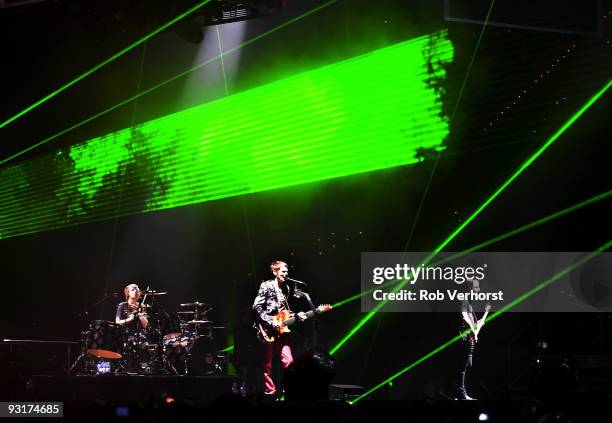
[456,371,476,400]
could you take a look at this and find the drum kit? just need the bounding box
[71,291,225,376]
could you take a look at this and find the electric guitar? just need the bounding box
[255,304,332,344]
[460,303,491,342]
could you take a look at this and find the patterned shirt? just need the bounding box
[253,279,292,324]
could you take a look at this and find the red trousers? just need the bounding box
[261,334,294,395]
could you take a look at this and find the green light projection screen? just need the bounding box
[0,30,453,239]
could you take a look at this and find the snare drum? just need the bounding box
[86,320,124,359]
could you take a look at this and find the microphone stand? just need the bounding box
[293,287,318,348]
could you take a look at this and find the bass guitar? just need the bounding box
[460,303,491,342]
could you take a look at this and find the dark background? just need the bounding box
[0,0,610,399]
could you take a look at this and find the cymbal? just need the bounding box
[138,303,152,308]
[180,301,209,307]
[186,320,213,324]
[141,290,167,296]
[177,311,195,314]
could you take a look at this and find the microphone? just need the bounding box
[286,277,307,286]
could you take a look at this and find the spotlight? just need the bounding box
[201,0,284,26]
[478,412,490,421]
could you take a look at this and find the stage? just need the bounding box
[1,1,611,422]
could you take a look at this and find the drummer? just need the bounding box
[115,283,148,330]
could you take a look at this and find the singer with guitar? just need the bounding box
[252,260,308,397]
[457,278,491,400]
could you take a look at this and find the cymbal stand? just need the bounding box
[70,292,119,374]
[67,330,90,375]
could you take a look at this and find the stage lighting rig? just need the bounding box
[199,0,285,26]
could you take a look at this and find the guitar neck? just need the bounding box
[282,308,322,326]
[476,309,490,331]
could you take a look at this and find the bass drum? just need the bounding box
[86,320,124,360]
[164,336,219,375]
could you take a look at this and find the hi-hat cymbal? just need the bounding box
[186,320,213,324]
[180,301,209,307]
[141,290,167,296]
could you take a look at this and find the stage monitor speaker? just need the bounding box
[329,384,365,402]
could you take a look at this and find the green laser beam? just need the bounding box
[216,26,230,97]
[401,0,494,246]
[443,191,611,262]
[405,0,495,248]
[105,33,150,293]
[448,0,495,127]
[215,25,240,358]
[435,79,611,253]
[0,0,212,131]
[329,79,611,355]
[0,0,342,167]
[349,238,612,404]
